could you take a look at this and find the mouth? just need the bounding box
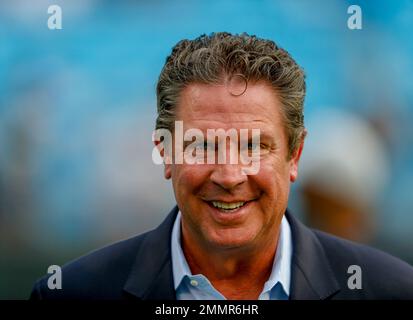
[210,200,249,213]
[203,198,256,224]
[201,196,258,223]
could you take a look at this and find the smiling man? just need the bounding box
[31,32,413,300]
[163,79,299,300]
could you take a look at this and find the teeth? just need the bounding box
[211,201,245,210]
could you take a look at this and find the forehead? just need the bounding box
[176,81,284,132]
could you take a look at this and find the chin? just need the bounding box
[205,227,258,249]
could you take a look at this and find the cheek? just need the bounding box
[255,158,291,204]
[171,164,211,197]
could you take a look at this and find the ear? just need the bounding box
[164,163,172,180]
[154,140,172,180]
[289,130,306,183]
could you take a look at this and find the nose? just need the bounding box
[210,164,248,191]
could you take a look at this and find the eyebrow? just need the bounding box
[180,130,277,148]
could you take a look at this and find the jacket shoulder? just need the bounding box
[313,229,413,299]
[30,231,150,300]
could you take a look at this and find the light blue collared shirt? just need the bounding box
[171,211,293,300]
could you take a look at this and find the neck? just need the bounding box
[180,222,280,299]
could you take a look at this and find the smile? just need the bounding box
[210,201,247,213]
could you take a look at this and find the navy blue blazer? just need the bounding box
[30,206,413,299]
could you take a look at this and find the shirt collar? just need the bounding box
[171,211,193,290]
[262,213,292,296]
[171,210,292,296]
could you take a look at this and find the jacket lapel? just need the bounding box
[286,210,341,299]
[123,206,340,300]
[123,206,179,300]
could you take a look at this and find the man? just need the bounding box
[30,32,413,300]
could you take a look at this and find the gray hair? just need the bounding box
[156,32,306,158]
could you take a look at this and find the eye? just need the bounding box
[248,142,260,152]
[202,141,215,151]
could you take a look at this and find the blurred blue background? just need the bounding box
[1,0,412,299]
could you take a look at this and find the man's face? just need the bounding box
[164,81,303,251]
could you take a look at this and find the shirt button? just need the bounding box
[190,279,199,287]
